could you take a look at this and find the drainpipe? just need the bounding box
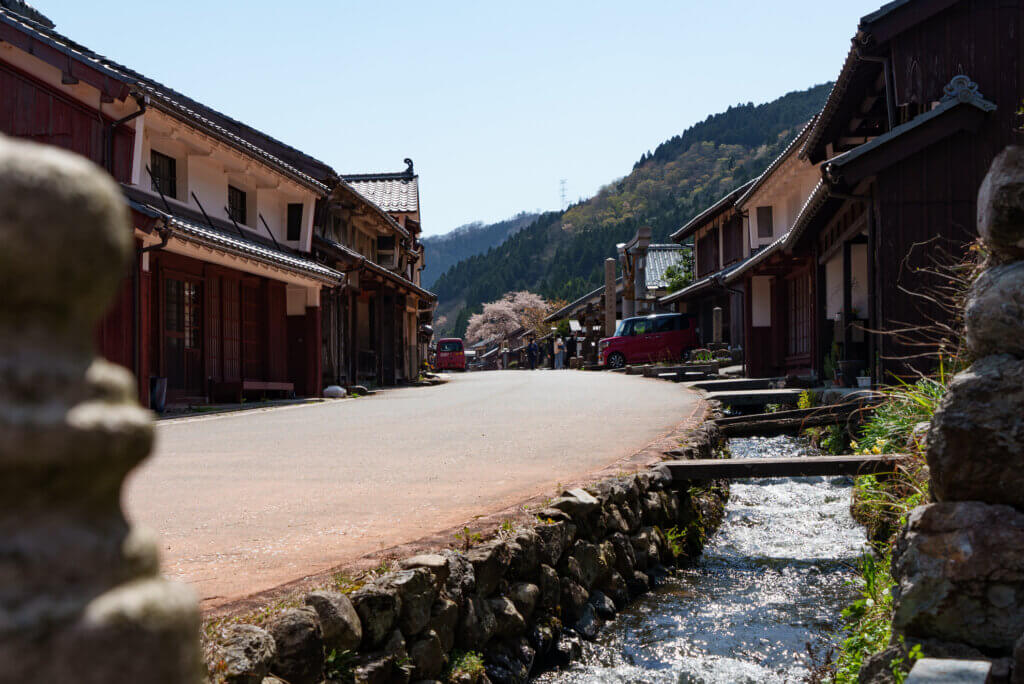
[105,92,148,177]
[856,51,896,131]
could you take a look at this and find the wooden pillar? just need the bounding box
[604,258,617,337]
[815,251,828,379]
[305,305,321,397]
[349,291,359,385]
[842,240,853,359]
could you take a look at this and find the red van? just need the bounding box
[598,313,698,369]
[436,338,467,371]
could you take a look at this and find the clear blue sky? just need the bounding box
[42,0,883,236]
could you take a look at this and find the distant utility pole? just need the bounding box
[560,179,568,210]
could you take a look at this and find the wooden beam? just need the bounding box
[657,454,904,482]
[715,403,867,437]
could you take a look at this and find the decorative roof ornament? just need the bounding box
[404,158,415,176]
[942,75,984,104]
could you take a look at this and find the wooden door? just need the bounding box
[241,281,265,380]
[163,275,203,395]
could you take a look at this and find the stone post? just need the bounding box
[0,136,201,681]
[604,257,616,337]
[891,147,1024,662]
[712,307,723,345]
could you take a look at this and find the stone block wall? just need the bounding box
[206,430,728,684]
[890,147,1024,679]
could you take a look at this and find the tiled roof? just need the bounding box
[127,196,341,284]
[0,7,330,194]
[343,175,420,213]
[314,235,436,301]
[824,77,996,181]
[671,180,754,242]
[645,244,689,291]
[659,254,755,305]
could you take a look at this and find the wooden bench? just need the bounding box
[211,380,294,404]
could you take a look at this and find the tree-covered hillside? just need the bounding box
[421,212,539,289]
[433,83,832,337]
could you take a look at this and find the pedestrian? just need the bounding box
[554,336,565,369]
[526,338,539,370]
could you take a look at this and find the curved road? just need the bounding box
[125,370,700,607]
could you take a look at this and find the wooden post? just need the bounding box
[712,306,723,344]
[0,137,201,680]
[842,239,853,358]
[604,257,616,337]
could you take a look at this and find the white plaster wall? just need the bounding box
[825,243,870,320]
[751,276,772,327]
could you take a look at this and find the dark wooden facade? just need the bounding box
[0,61,134,182]
[799,0,1023,380]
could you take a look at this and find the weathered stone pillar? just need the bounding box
[892,147,1024,661]
[712,307,723,345]
[0,136,201,681]
[604,258,616,337]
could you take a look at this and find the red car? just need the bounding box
[436,338,467,371]
[598,313,698,369]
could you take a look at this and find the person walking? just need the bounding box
[554,336,565,369]
[526,338,539,370]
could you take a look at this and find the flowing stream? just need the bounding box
[536,435,867,683]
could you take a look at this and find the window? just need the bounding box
[150,150,177,199]
[228,185,247,225]
[757,206,774,238]
[632,319,653,336]
[287,203,303,241]
[656,316,677,333]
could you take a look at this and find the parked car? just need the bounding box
[436,338,467,371]
[598,313,698,368]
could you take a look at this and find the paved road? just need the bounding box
[125,370,700,607]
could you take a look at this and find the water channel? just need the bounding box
[536,435,868,683]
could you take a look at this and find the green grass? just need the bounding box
[445,650,486,682]
[829,369,951,682]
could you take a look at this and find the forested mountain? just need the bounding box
[421,212,539,288]
[433,83,832,337]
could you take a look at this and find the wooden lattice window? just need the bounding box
[757,206,774,238]
[150,150,177,199]
[696,230,720,278]
[228,185,247,225]
[787,272,812,357]
[287,203,303,241]
[722,216,743,265]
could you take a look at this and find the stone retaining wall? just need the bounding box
[205,427,727,684]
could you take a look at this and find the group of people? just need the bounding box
[525,335,578,370]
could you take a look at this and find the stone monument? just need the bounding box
[891,147,1024,669]
[0,135,202,682]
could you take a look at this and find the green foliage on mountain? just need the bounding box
[421,212,539,289]
[434,83,832,337]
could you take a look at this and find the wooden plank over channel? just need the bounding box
[657,455,904,482]
[714,402,868,437]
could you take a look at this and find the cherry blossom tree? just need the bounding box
[464,291,562,343]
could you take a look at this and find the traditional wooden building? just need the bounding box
[785,0,1022,381]
[0,2,341,406]
[315,162,435,387]
[660,180,754,348]
[662,121,823,375]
